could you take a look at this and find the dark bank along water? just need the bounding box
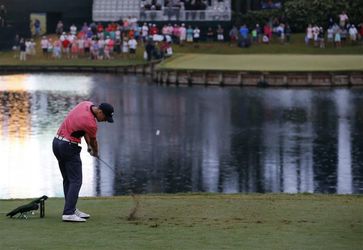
[0,73,362,198]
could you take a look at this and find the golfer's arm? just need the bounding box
[84,134,99,157]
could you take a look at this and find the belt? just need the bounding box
[55,135,79,145]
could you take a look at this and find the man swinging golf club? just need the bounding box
[53,101,114,222]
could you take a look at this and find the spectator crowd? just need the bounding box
[12,9,363,62]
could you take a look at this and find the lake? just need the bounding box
[0,73,362,198]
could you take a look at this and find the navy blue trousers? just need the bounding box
[52,138,82,215]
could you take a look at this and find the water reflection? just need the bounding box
[0,73,362,198]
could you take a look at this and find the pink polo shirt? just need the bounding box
[57,101,97,143]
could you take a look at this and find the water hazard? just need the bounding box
[0,73,362,198]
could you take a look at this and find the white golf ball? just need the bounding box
[156,130,160,135]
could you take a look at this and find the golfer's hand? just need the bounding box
[87,147,98,158]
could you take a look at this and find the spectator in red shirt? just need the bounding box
[359,23,363,42]
[62,38,70,59]
[97,23,104,33]
[150,24,158,35]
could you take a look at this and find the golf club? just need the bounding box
[97,156,118,175]
[96,157,140,220]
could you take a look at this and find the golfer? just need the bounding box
[52,101,114,222]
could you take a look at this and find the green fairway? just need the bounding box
[0,51,146,67]
[158,54,363,72]
[0,194,362,250]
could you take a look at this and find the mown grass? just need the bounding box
[157,54,363,71]
[0,194,362,250]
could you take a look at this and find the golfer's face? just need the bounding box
[97,110,108,122]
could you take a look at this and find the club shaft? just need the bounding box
[97,157,117,174]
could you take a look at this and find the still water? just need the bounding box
[0,73,363,198]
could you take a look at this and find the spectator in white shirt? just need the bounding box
[70,24,77,36]
[128,37,138,59]
[41,36,49,57]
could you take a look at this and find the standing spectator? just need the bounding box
[277,23,285,44]
[186,25,193,43]
[81,22,89,33]
[114,39,121,54]
[206,27,214,42]
[159,39,168,58]
[263,23,272,41]
[53,39,62,59]
[71,40,79,59]
[70,24,77,36]
[216,25,224,42]
[339,11,349,28]
[318,27,325,48]
[41,36,49,57]
[327,26,334,47]
[255,24,262,43]
[122,37,129,58]
[251,27,257,43]
[145,38,155,61]
[229,26,238,46]
[19,38,26,61]
[312,24,319,47]
[239,24,249,40]
[97,23,104,34]
[98,38,105,60]
[86,27,93,39]
[25,39,31,56]
[29,39,36,56]
[34,19,41,37]
[141,23,149,42]
[56,21,64,35]
[150,24,158,36]
[340,27,348,45]
[305,24,313,46]
[334,29,341,48]
[77,37,85,56]
[179,23,187,45]
[103,42,111,60]
[172,24,180,44]
[62,36,71,59]
[47,38,53,57]
[84,38,91,58]
[128,36,138,59]
[348,25,358,44]
[193,26,200,46]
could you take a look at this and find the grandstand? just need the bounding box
[92,0,231,22]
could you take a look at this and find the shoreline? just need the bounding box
[1,54,363,87]
[1,63,362,87]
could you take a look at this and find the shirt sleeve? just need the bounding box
[85,124,97,139]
